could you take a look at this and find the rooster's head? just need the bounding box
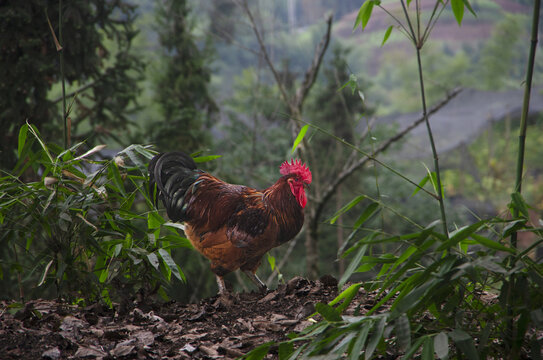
[280,159,312,208]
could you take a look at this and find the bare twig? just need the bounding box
[237,0,291,107]
[52,81,97,104]
[293,15,333,111]
[265,231,301,286]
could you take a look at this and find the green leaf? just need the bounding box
[412,174,430,196]
[339,244,368,287]
[244,342,272,360]
[148,211,165,230]
[18,124,28,158]
[193,155,222,163]
[448,329,479,360]
[329,283,362,313]
[401,336,426,360]
[437,220,484,251]
[354,0,375,31]
[278,342,294,360]
[463,0,477,17]
[422,337,435,360]
[366,316,386,359]
[315,302,342,322]
[108,162,126,196]
[471,233,515,254]
[396,314,411,351]
[329,195,365,224]
[292,125,309,154]
[451,0,464,26]
[434,332,449,359]
[510,192,529,219]
[353,202,379,228]
[349,322,371,360]
[158,248,185,282]
[267,253,276,271]
[147,252,160,271]
[381,25,393,46]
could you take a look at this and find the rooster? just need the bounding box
[148,152,312,295]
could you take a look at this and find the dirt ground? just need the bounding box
[0,276,380,360]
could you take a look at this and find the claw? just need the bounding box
[243,270,269,293]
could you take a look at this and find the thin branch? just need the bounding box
[238,0,291,108]
[52,81,97,104]
[293,14,333,110]
[265,231,301,286]
[314,87,462,224]
[422,0,449,45]
[377,5,413,43]
[400,0,419,47]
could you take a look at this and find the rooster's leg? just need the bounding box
[242,270,268,293]
[215,275,228,295]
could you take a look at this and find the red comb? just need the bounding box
[279,159,312,184]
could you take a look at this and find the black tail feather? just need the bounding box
[148,152,199,222]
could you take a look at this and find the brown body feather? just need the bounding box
[149,152,305,289]
[182,173,304,275]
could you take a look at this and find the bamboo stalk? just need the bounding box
[401,0,449,236]
[59,0,67,149]
[511,0,540,249]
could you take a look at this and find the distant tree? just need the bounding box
[0,0,143,170]
[150,0,216,153]
[478,14,524,90]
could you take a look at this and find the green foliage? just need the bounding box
[245,208,543,358]
[149,0,216,153]
[0,124,189,305]
[0,0,144,170]
[244,1,542,359]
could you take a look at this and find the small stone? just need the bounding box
[42,347,61,360]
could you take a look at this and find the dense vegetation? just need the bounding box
[0,0,542,358]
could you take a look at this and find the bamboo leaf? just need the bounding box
[396,314,411,351]
[147,252,160,270]
[329,195,365,224]
[412,174,429,196]
[193,155,222,163]
[315,302,342,322]
[244,342,272,360]
[349,322,371,360]
[18,124,29,158]
[292,125,309,154]
[437,220,484,251]
[471,233,515,254]
[382,25,393,46]
[401,336,426,360]
[148,211,165,230]
[37,259,54,287]
[354,0,375,31]
[451,0,464,26]
[267,253,276,271]
[422,337,434,360]
[339,244,368,287]
[353,202,379,228]
[366,316,386,359]
[448,329,479,360]
[463,0,477,17]
[434,332,449,359]
[73,144,107,161]
[158,248,185,282]
[329,283,362,313]
[278,342,294,360]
